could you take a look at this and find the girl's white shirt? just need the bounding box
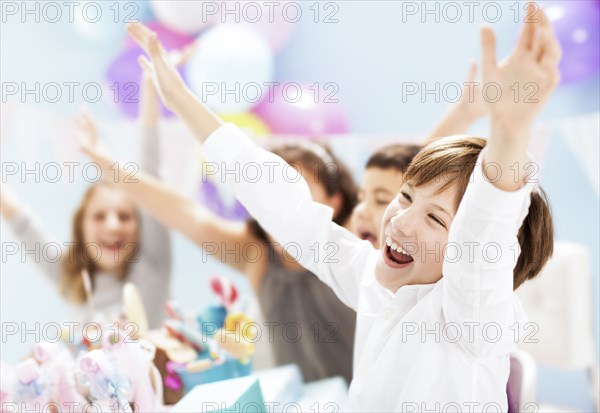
[203,123,534,412]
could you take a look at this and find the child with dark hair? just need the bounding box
[352,67,489,249]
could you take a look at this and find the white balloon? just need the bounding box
[150,0,216,34]
[186,25,274,114]
[73,1,125,44]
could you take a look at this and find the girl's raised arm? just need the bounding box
[76,112,256,274]
[0,183,62,284]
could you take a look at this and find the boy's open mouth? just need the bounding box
[384,236,414,267]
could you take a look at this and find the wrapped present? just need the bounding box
[172,376,265,413]
[253,364,303,408]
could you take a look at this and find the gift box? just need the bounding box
[175,358,253,391]
[252,364,303,407]
[172,376,266,413]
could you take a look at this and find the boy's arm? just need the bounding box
[442,8,561,355]
[482,7,561,190]
[127,21,374,309]
[203,124,373,310]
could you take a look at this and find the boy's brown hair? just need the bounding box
[404,136,553,290]
[366,143,423,173]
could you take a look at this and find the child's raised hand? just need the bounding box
[142,41,197,80]
[75,110,109,161]
[480,5,561,136]
[128,22,188,111]
[457,62,488,122]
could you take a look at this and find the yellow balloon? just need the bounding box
[220,113,271,140]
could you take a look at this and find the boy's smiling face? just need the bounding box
[375,179,458,293]
[351,167,405,248]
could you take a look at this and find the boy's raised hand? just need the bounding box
[481,4,561,136]
[128,22,188,111]
[458,62,488,122]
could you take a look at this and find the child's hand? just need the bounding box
[141,41,196,82]
[481,5,561,136]
[128,22,189,111]
[0,182,20,220]
[75,110,111,163]
[457,63,488,122]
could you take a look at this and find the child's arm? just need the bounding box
[0,183,62,283]
[482,8,561,191]
[127,22,373,310]
[133,47,194,274]
[425,63,488,143]
[127,23,222,143]
[76,112,256,274]
[442,9,561,355]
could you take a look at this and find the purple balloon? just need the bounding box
[548,1,600,84]
[197,178,249,221]
[106,21,195,118]
[252,83,349,135]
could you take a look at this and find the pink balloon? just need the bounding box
[252,83,349,135]
[123,20,196,50]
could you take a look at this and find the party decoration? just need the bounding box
[197,177,249,221]
[253,83,349,135]
[150,1,217,34]
[216,1,298,52]
[172,376,266,413]
[72,1,125,45]
[546,2,600,84]
[105,21,195,119]
[186,25,275,114]
[123,283,149,339]
[220,112,271,140]
[77,350,133,411]
[241,14,298,53]
[211,276,239,309]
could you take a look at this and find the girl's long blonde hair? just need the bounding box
[60,183,138,304]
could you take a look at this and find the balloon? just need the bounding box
[253,83,350,135]
[186,25,275,114]
[196,177,249,221]
[220,112,271,139]
[545,2,600,84]
[150,0,217,34]
[123,21,196,50]
[72,1,125,45]
[217,1,298,52]
[105,23,194,118]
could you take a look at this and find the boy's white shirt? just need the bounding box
[203,124,535,412]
